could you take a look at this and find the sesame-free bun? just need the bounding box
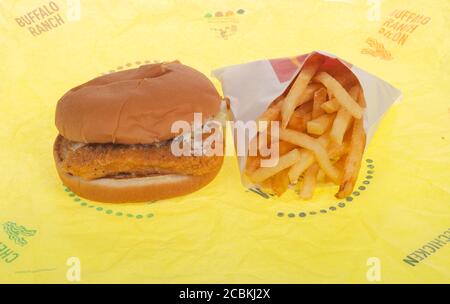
[54,138,224,203]
[55,62,221,144]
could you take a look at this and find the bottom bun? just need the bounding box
[54,142,223,204]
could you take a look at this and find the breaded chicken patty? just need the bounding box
[54,135,223,180]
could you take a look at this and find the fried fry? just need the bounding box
[278,140,297,155]
[313,72,364,119]
[321,98,340,113]
[329,86,360,144]
[256,101,283,132]
[279,129,340,184]
[281,56,324,128]
[288,149,315,184]
[306,113,335,136]
[336,117,366,198]
[328,141,349,160]
[316,169,326,183]
[272,169,290,196]
[257,106,281,124]
[312,87,327,118]
[299,163,319,199]
[297,100,314,115]
[249,148,301,183]
[287,111,311,132]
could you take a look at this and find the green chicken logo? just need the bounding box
[3,222,36,247]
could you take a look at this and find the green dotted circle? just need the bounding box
[63,187,155,220]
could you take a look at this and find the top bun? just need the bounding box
[55,62,221,144]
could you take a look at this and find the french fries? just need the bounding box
[297,100,314,116]
[306,114,334,135]
[288,150,315,184]
[312,88,327,118]
[281,55,324,128]
[336,119,365,198]
[287,110,311,132]
[336,90,367,198]
[249,149,301,183]
[272,169,290,196]
[299,163,319,199]
[313,72,364,119]
[328,141,349,160]
[257,106,281,124]
[246,56,367,200]
[329,86,360,144]
[278,140,297,155]
[281,83,323,123]
[316,169,326,183]
[279,129,340,184]
[256,99,283,132]
[321,98,340,113]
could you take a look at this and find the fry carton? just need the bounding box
[212,51,402,189]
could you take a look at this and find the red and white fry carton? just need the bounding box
[212,51,402,180]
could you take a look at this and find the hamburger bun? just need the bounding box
[55,62,221,144]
